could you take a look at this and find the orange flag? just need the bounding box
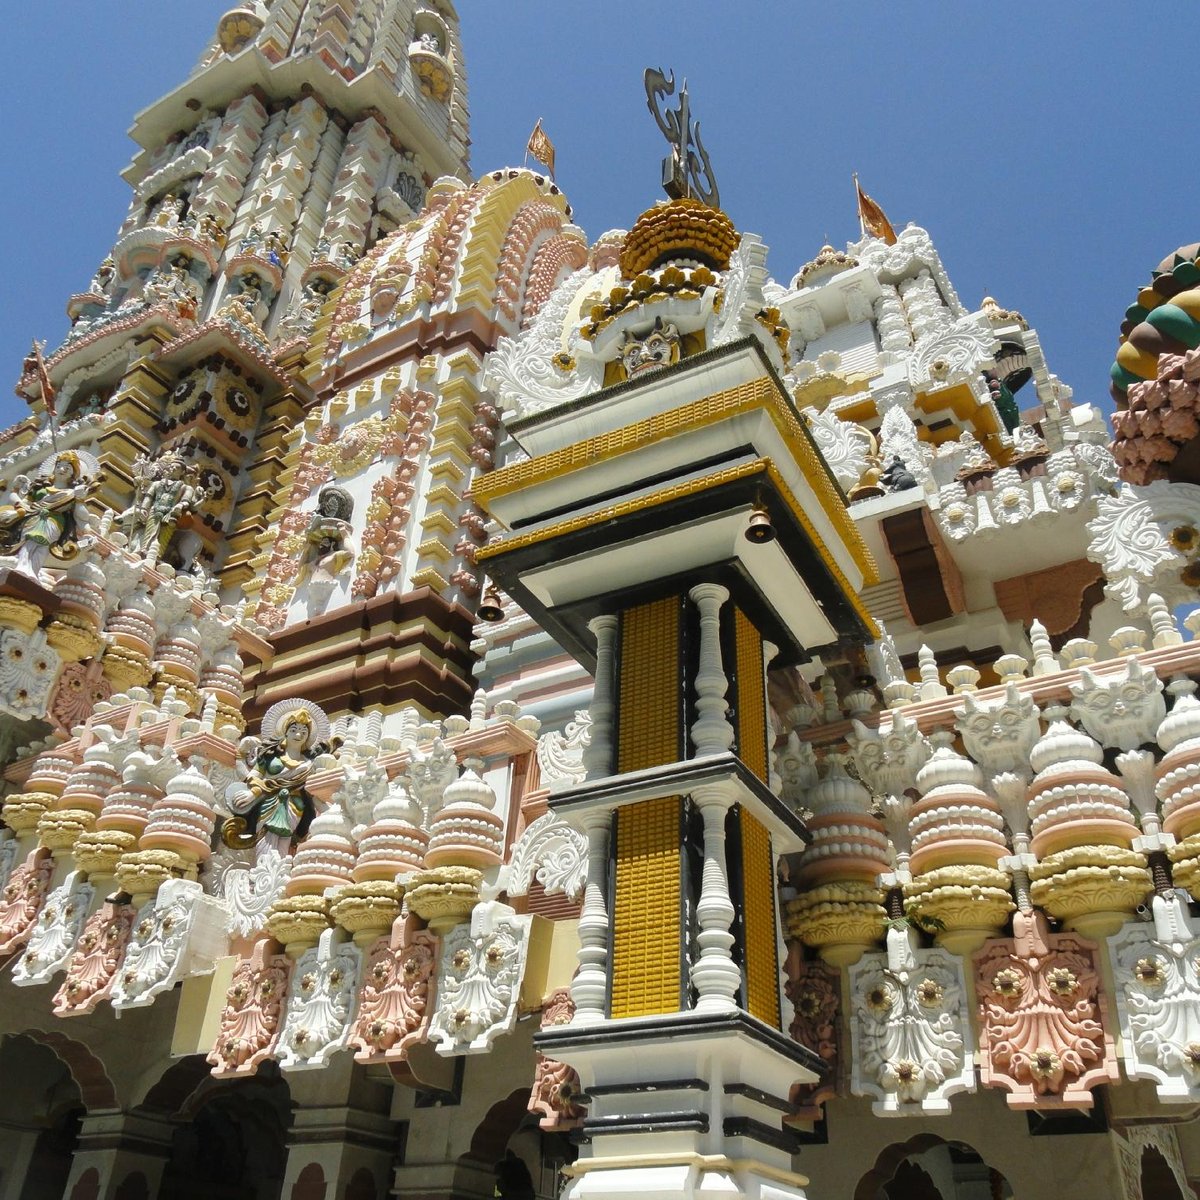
[855,177,897,245]
[526,118,556,180]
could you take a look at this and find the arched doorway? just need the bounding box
[1140,1145,1186,1200]
[154,1063,292,1200]
[453,1088,577,1200]
[0,1033,88,1200]
[886,1159,943,1199]
[856,1135,1013,1200]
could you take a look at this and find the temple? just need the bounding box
[0,5,1198,1200]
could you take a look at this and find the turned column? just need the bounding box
[690,783,740,1012]
[689,583,734,756]
[570,810,612,1025]
[582,614,618,779]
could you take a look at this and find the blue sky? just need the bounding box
[0,3,1193,431]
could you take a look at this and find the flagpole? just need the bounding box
[31,341,60,453]
[853,172,865,239]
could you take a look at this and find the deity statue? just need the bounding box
[277,280,329,338]
[153,192,183,229]
[619,316,681,379]
[144,257,201,320]
[294,485,355,618]
[234,272,269,323]
[880,454,919,493]
[0,451,100,579]
[196,212,228,248]
[238,222,265,256]
[263,228,289,269]
[180,119,213,153]
[87,257,116,298]
[221,699,333,861]
[116,450,212,560]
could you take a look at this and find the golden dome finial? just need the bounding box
[618,198,738,281]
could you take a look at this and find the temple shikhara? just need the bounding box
[4,6,1200,1200]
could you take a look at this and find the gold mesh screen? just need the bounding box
[617,596,681,773]
[611,795,682,1018]
[734,606,768,782]
[740,810,781,1026]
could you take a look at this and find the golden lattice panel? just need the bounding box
[611,796,682,1019]
[734,606,768,783]
[617,596,681,773]
[740,810,781,1027]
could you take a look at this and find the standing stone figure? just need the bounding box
[117,450,211,560]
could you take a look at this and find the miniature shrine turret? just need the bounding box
[475,174,877,1196]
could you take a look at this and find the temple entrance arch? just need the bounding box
[1139,1145,1186,1200]
[854,1133,1013,1200]
[0,1032,89,1200]
[151,1061,293,1200]
[450,1087,577,1200]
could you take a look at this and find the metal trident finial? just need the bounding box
[644,67,720,209]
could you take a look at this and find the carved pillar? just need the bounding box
[690,783,740,1012]
[688,583,734,757]
[570,810,611,1025]
[582,615,617,779]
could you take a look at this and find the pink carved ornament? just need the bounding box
[786,952,841,1117]
[208,940,292,1077]
[974,911,1118,1108]
[52,904,135,1017]
[49,661,112,735]
[350,925,438,1061]
[0,851,54,959]
[528,988,584,1131]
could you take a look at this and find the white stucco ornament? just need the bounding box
[1087,481,1200,613]
[277,929,363,1070]
[505,811,587,901]
[849,927,975,1115]
[208,844,293,939]
[111,879,227,1010]
[428,901,532,1055]
[535,710,592,793]
[12,872,95,986]
[1108,897,1200,1103]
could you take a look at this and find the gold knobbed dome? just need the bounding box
[793,244,858,289]
[217,7,264,54]
[619,198,739,280]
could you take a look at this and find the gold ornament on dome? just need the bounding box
[217,8,263,54]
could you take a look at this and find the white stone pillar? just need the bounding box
[570,810,612,1025]
[689,583,735,758]
[690,784,740,1012]
[582,615,618,779]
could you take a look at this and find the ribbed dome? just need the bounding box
[619,198,738,279]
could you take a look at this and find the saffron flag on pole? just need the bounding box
[527,118,556,180]
[855,177,898,245]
